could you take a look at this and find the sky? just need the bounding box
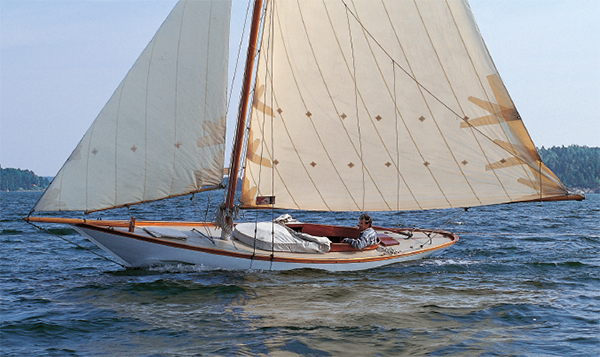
[1,0,599,177]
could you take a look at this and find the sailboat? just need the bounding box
[26,0,583,271]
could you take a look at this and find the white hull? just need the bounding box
[69,221,458,271]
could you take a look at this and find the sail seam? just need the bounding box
[114,73,126,208]
[443,0,514,202]
[452,1,548,198]
[243,1,302,209]
[411,0,483,206]
[376,0,428,209]
[269,3,276,210]
[344,2,366,211]
[252,1,354,211]
[255,2,274,203]
[142,31,158,203]
[170,1,186,196]
[290,0,361,210]
[375,0,451,208]
[393,62,399,211]
[268,3,331,210]
[319,0,392,208]
[242,0,308,209]
[347,0,555,204]
[334,0,406,209]
[343,0,429,209]
[287,0,393,209]
[203,1,215,191]
[85,110,96,212]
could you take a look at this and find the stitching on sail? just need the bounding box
[410,0,482,206]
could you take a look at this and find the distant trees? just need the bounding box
[0,167,50,191]
[538,145,600,193]
[1,145,598,193]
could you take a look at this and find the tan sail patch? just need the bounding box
[463,74,520,128]
[253,84,275,117]
[246,129,272,168]
[197,116,226,147]
[240,177,258,206]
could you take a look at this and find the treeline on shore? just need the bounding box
[0,167,50,191]
[1,145,598,193]
[538,145,599,193]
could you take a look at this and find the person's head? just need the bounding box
[358,213,372,230]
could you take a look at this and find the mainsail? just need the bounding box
[34,0,232,213]
[241,0,571,211]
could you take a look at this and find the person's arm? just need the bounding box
[343,232,370,250]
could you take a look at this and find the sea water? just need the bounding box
[1,191,598,356]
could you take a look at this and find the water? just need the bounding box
[1,191,599,356]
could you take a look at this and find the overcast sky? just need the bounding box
[1,0,599,177]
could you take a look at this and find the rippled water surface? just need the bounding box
[1,192,599,356]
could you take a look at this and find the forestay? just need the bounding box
[242,0,569,211]
[34,0,231,213]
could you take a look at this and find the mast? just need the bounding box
[225,0,264,211]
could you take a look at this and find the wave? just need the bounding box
[1,229,22,235]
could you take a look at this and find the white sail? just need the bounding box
[241,0,569,211]
[34,0,232,213]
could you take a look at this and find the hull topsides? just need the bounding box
[69,220,458,271]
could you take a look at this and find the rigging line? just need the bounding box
[408,208,468,242]
[340,2,542,177]
[343,1,453,209]
[442,0,515,198]
[190,194,212,238]
[393,60,399,213]
[231,18,265,205]
[320,1,411,209]
[203,191,214,243]
[538,160,543,200]
[198,1,219,193]
[344,2,365,211]
[273,1,351,210]
[250,206,260,270]
[204,191,213,222]
[269,1,275,219]
[126,205,133,220]
[439,208,468,229]
[444,0,535,183]
[226,0,265,212]
[235,89,261,209]
[340,0,461,119]
[269,0,276,270]
[25,220,126,268]
[255,6,272,206]
[424,208,468,238]
[226,0,253,111]
[227,85,257,206]
[408,0,482,206]
[259,0,276,270]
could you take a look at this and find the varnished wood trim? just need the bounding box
[25,216,216,228]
